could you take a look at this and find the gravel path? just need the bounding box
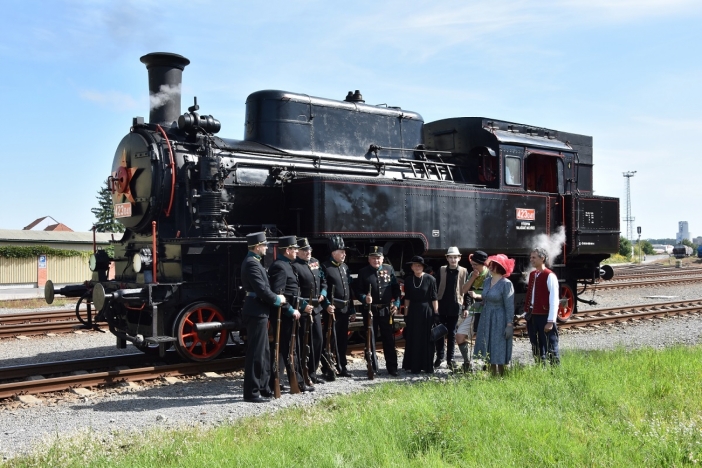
[2,282,702,461]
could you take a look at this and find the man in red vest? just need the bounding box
[524,247,560,365]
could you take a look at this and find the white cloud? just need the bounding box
[330,0,702,60]
[79,89,141,111]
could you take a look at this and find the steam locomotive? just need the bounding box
[45,52,619,362]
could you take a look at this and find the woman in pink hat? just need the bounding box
[472,254,515,376]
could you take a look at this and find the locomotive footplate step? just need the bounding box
[145,336,178,344]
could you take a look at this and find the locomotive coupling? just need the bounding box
[599,264,614,281]
[44,280,90,304]
[92,283,146,312]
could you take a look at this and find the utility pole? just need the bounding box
[623,171,637,246]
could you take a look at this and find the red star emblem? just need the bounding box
[112,149,137,204]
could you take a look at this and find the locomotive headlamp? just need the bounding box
[89,250,111,272]
[178,97,221,135]
[178,112,221,135]
[132,248,153,273]
[132,253,143,273]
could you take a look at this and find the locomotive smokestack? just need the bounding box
[140,52,190,126]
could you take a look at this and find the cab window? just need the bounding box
[505,157,522,186]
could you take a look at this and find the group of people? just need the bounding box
[240,230,561,403]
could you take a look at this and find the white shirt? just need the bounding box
[529,270,559,323]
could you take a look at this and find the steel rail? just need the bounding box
[0,341,404,400]
[0,321,90,339]
[0,353,178,382]
[513,299,702,334]
[613,270,702,281]
[595,276,702,290]
[0,310,80,326]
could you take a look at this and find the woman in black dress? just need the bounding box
[402,256,439,373]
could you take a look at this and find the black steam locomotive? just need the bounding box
[45,52,619,362]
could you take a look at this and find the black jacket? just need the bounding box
[353,264,401,309]
[292,257,327,315]
[240,251,281,318]
[321,258,352,313]
[268,254,300,317]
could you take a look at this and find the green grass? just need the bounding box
[601,253,631,265]
[6,346,702,467]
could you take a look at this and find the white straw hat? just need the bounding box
[446,246,461,256]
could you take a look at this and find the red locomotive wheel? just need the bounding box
[173,302,228,362]
[557,283,575,323]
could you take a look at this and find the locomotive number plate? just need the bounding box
[516,208,535,221]
[114,203,133,218]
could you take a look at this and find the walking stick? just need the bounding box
[272,291,283,399]
[365,284,375,379]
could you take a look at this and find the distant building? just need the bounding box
[676,221,690,244]
[0,229,116,288]
[694,236,702,246]
[23,216,73,232]
[651,244,673,254]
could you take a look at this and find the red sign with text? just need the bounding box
[516,208,535,221]
[114,203,132,218]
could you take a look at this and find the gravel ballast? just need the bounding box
[2,282,702,460]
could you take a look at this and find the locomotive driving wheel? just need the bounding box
[173,302,228,361]
[557,283,575,323]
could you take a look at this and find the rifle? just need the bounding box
[300,290,313,387]
[321,285,337,381]
[365,284,375,380]
[288,290,301,394]
[272,291,283,399]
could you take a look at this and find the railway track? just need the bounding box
[612,269,702,282]
[2,299,701,400]
[595,275,702,290]
[0,309,93,338]
[0,341,384,400]
[514,298,702,335]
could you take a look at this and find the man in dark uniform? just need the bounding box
[241,232,287,403]
[292,237,327,384]
[268,236,310,392]
[353,246,401,376]
[321,236,354,378]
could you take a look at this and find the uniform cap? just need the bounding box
[369,245,384,257]
[278,236,299,249]
[329,235,345,251]
[297,237,311,250]
[246,231,267,247]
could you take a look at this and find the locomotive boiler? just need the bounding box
[46,52,619,362]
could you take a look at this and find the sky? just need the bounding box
[0,0,700,240]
